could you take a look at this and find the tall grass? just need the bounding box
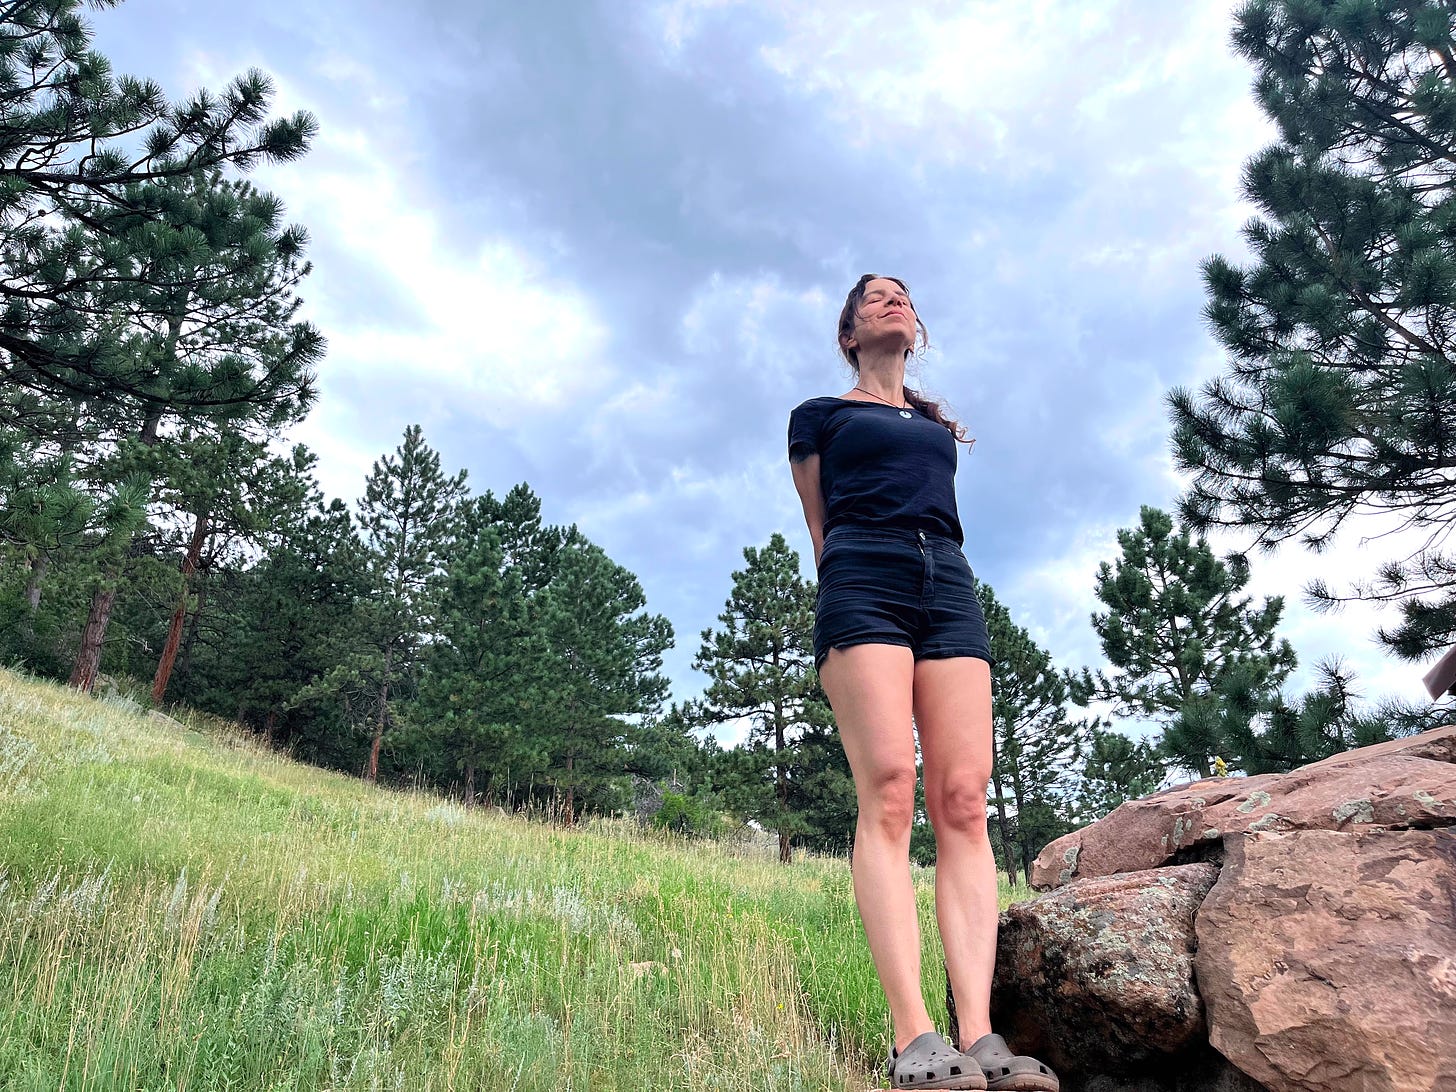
[0,669,1029,1091]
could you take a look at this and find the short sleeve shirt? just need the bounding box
[787,396,964,545]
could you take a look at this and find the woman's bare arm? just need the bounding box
[790,453,827,569]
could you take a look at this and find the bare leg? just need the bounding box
[914,656,997,1048]
[817,642,931,1052]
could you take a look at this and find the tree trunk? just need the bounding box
[151,510,209,705]
[367,691,386,781]
[367,648,391,782]
[264,709,277,745]
[69,585,117,693]
[139,405,163,446]
[775,710,790,863]
[464,761,475,807]
[70,409,166,695]
[564,753,575,825]
[20,552,46,643]
[1007,765,1035,882]
[175,582,206,688]
[989,767,1019,886]
[24,554,46,610]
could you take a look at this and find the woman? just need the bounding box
[787,275,1058,1092]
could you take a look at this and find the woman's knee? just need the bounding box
[926,776,988,837]
[858,762,918,836]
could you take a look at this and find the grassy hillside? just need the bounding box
[0,668,1027,1091]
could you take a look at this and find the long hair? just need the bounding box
[837,273,972,445]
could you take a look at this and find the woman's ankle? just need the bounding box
[893,1023,938,1055]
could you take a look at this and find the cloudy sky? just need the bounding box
[95,0,1442,731]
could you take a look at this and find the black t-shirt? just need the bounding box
[787,396,964,546]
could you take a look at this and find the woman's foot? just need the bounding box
[888,1031,987,1090]
[960,1033,1059,1092]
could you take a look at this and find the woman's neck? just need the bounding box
[854,351,906,403]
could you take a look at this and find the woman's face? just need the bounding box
[847,277,918,358]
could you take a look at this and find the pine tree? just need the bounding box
[473,483,568,595]
[411,490,563,806]
[147,430,301,705]
[60,168,322,692]
[233,497,370,763]
[176,450,370,757]
[786,720,857,855]
[27,472,148,685]
[692,532,834,862]
[0,431,97,658]
[1080,511,1415,778]
[0,2,316,421]
[1166,657,1442,775]
[1169,0,1456,660]
[0,5,323,691]
[1076,506,1297,776]
[353,425,467,781]
[535,531,672,820]
[1076,725,1165,821]
[979,582,1083,885]
[626,701,714,788]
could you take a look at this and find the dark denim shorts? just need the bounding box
[813,525,995,673]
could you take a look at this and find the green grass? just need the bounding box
[0,669,1030,1091]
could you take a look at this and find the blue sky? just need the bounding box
[94,1,1439,730]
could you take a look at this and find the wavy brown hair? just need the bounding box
[836,273,972,445]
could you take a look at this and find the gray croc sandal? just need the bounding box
[888,1031,987,1090]
[963,1034,1059,1092]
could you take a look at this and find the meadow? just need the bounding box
[0,668,1027,1091]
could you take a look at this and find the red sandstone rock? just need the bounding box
[1299,723,1456,771]
[985,863,1219,1079]
[1031,726,1456,891]
[1030,776,1280,889]
[1194,828,1456,1092]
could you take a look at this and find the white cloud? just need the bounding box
[576,446,803,565]
[752,1,1115,154]
[679,271,834,375]
[1004,516,1121,675]
[651,0,745,57]
[263,128,610,419]
[177,47,613,499]
[650,1,1260,170]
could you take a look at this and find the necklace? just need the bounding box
[854,386,913,418]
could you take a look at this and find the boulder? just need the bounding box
[1195,828,1456,1092]
[1002,726,1456,1090]
[984,863,1219,1078]
[1030,776,1280,889]
[1032,726,1456,891]
[1299,725,1456,770]
[1072,1063,1267,1092]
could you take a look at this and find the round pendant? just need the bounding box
[899,410,912,419]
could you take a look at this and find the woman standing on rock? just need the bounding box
[787,275,1058,1092]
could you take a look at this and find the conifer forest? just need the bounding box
[2,0,1454,890]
